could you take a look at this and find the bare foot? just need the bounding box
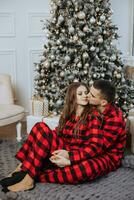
[8,173,34,192]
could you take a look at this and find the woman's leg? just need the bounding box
[16,122,64,178]
[1,122,64,192]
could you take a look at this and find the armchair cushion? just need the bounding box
[0,104,24,126]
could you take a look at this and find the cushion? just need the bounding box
[0,104,24,126]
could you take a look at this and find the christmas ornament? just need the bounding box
[83,25,89,32]
[51,55,55,60]
[77,62,82,68]
[100,15,106,22]
[110,55,116,61]
[90,46,95,51]
[74,79,79,82]
[65,55,71,63]
[77,11,86,19]
[73,35,79,41]
[58,15,64,24]
[90,17,96,24]
[82,52,89,59]
[98,37,103,43]
[69,26,75,34]
[60,72,65,77]
[43,60,50,68]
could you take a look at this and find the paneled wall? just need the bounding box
[0,0,133,113]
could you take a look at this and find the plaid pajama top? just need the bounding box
[16,104,126,184]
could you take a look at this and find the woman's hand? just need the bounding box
[52,149,69,159]
[49,155,71,167]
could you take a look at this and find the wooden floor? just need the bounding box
[0,121,27,139]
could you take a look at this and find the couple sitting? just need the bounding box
[0,79,126,192]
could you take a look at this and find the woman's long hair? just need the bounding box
[57,82,91,137]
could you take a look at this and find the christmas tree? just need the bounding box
[34,0,134,116]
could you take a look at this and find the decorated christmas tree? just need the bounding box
[34,0,134,116]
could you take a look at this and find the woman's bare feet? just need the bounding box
[8,173,34,192]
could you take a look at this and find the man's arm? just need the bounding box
[69,115,126,165]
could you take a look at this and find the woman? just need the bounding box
[0,82,91,192]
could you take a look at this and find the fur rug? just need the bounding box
[0,139,134,200]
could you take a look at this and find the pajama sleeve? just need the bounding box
[69,113,126,165]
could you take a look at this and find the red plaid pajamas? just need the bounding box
[16,104,126,184]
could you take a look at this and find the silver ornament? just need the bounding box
[83,25,89,32]
[69,26,75,34]
[82,52,89,59]
[73,35,79,42]
[60,71,65,77]
[36,66,40,70]
[41,69,45,73]
[96,7,99,12]
[90,46,95,51]
[110,55,116,61]
[101,73,105,78]
[73,70,78,75]
[77,62,82,68]
[84,70,88,74]
[65,55,71,63]
[56,40,61,45]
[98,37,103,43]
[58,15,64,24]
[85,63,89,67]
[90,17,96,24]
[100,15,106,22]
[52,18,56,23]
[97,21,102,25]
[51,55,55,60]
[73,79,79,82]
[116,74,121,79]
[68,75,74,80]
[59,45,63,49]
[103,30,107,34]
[93,74,97,78]
[61,29,65,33]
[82,45,88,50]
[53,61,58,66]
[51,84,55,88]
[42,85,45,89]
[43,60,50,68]
[77,11,86,19]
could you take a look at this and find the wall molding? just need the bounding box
[28,49,43,97]
[132,0,134,55]
[0,12,15,37]
[27,12,50,37]
[0,49,17,98]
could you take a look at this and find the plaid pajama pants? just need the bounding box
[15,122,66,179]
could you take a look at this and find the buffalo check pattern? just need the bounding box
[16,104,126,184]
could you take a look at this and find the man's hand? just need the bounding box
[49,155,71,167]
[52,149,69,159]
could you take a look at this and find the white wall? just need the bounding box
[111,0,133,56]
[0,0,133,113]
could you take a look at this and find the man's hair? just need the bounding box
[93,79,116,103]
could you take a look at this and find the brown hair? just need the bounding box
[93,79,116,103]
[57,82,91,137]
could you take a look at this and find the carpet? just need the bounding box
[0,140,134,200]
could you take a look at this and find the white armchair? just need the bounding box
[0,74,25,142]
